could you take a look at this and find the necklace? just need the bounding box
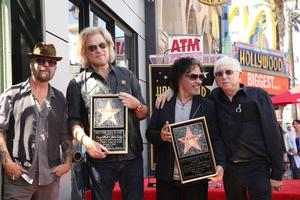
[177,97,193,110]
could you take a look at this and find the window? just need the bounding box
[11,0,42,84]
[75,1,138,74]
[68,2,81,76]
[114,24,136,70]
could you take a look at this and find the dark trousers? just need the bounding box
[289,154,300,179]
[3,175,60,200]
[89,156,144,200]
[156,179,208,200]
[223,160,271,200]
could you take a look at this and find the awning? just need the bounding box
[271,85,300,106]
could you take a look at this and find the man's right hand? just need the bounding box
[161,121,171,142]
[83,136,109,159]
[3,159,27,178]
[155,89,174,109]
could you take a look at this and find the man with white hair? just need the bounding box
[156,56,285,200]
[209,56,284,200]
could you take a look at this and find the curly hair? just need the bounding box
[169,57,201,94]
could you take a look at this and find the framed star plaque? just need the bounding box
[169,117,217,184]
[90,94,128,154]
[148,64,214,173]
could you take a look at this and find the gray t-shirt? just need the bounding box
[173,98,192,180]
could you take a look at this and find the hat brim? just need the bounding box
[27,53,62,61]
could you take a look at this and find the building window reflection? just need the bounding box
[68,2,81,77]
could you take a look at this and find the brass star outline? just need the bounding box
[177,126,201,154]
[97,100,121,126]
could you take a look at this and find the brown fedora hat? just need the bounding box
[27,42,62,61]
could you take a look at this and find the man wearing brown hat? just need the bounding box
[0,42,72,200]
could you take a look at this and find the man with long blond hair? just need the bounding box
[66,26,148,200]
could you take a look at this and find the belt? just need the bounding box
[230,160,251,164]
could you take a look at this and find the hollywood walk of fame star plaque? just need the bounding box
[90,94,128,154]
[148,64,214,172]
[169,117,217,184]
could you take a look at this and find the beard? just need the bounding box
[30,63,55,82]
[36,72,51,82]
[32,69,53,82]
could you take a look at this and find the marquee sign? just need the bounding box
[197,0,228,5]
[235,43,287,74]
[241,71,289,95]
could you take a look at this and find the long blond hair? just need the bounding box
[77,26,115,68]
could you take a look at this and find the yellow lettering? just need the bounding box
[239,50,245,65]
[278,59,282,71]
[245,51,251,66]
[268,56,273,71]
[155,86,170,97]
[257,54,261,67]
[262,55,268,69]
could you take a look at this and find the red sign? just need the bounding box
[241,71,289,95]
[115,39,125,60]
[168,35,203,54]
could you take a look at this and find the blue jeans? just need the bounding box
[89,156,144,200]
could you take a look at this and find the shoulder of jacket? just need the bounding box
[74,71,86,82]
[113,65,132,75]
[245,86,267,95]
[51,87,65,98]
[202,96,214,105]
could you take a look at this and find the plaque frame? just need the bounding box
[148,64,214,172]
[90,94,128,154]
[169,117,217,184]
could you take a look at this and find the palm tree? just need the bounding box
[273,0,286,50]
[263,0,299,119]
[286,2,300,119]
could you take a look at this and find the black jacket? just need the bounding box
[67,65,145,162]
[208,85,285,180]
[146,95,225,181]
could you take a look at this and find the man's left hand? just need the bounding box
[118,92,140,109]
[271,179,282,191]
[209,165,224,182]
[51,162,71,177]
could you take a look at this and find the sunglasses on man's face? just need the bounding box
[185,73,205,81]
[214,69,236,77]
[35,58,57,67]
[87,43,107,52]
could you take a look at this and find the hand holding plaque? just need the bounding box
[169,117,217,184]
[90,94,128,154]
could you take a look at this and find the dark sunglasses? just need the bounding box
[185,73,205,81]
[35,58,57,67]
[214,69,236,77]
[87,43,107,52]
